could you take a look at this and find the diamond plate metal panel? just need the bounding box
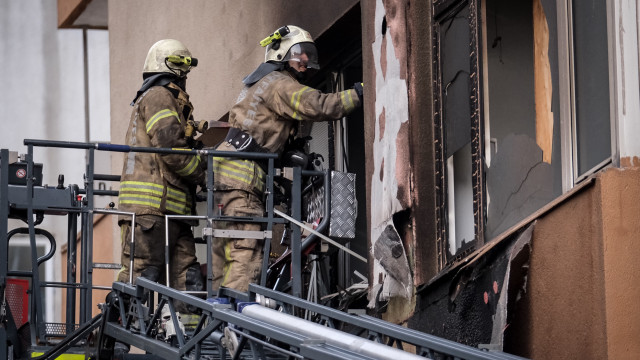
[330,171,357,238]
[303,171,357,238]
[304,183,325,224]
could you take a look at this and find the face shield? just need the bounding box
[283,43,319,70]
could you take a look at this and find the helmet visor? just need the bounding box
[283,43,319,69]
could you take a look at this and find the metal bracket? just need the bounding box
[282,167,294,181]
[212,229,272,239]
[92,262,122,270]
[8,151,18,164]
[202,227,213,236]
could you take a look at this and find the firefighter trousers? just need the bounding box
[212,189,264,293]
[118,215,201,293]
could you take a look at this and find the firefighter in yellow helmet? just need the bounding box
[212,26,363,292]
[117,39,205,300]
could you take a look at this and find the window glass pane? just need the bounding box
[572,0,611,175]
[442,5,472,159]
[484,0,561,240]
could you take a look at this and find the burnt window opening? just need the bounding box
[432,0,613,270]
[483,0,560,241]
[433,0,484,268]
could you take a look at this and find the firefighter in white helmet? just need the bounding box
[211,26,363,292]
[117,39,204,302]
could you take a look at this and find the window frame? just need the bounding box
[433,0,485,268]
[557,0,618,190]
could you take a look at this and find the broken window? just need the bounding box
[433,0,484,266]
[433,0,613,267]
[482,0,561,240]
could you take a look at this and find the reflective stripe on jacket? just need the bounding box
[212,145,266,195]
[119,181,190,215]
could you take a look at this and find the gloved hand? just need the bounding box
[353,82,364,103]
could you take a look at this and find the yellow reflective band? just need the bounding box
[214,157,264,177]
[213,158,253,173]
[146,109,180,133]
[215,166,254,185]
[341,90,355,112]
[119,200,160,208]
[254,164,266,182]
[176,155,200,177]
[119,180,191,213]
[166,199,189,214]
[215,167,265,191]
[121,181,164,190]
[31,352,86,359]
[291,86,310,120]
[213,158,266,191]
[215,160,261,181]
[119,193,162,208]
[120,182,164,196]
[166,187,187,202]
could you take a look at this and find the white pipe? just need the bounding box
[241,304,424,360]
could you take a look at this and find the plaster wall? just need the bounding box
[506,167,640,359]
[108,0,358,150]
[600,168,640,359]
[368,0,413,303]
[361,0,435,322]
[519,180,607,359]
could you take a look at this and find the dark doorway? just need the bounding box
[305,3,367,296]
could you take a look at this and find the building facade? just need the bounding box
[61,0,640,358]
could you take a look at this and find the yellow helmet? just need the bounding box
[264,25,319,69]
[142,39,198,77]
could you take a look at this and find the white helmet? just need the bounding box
[143,39,198,77]
[264,25,319,69]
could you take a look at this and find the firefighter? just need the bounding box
[117,39,205,300]
[212,25,363,292]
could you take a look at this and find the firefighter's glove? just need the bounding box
[353,82,364,103]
